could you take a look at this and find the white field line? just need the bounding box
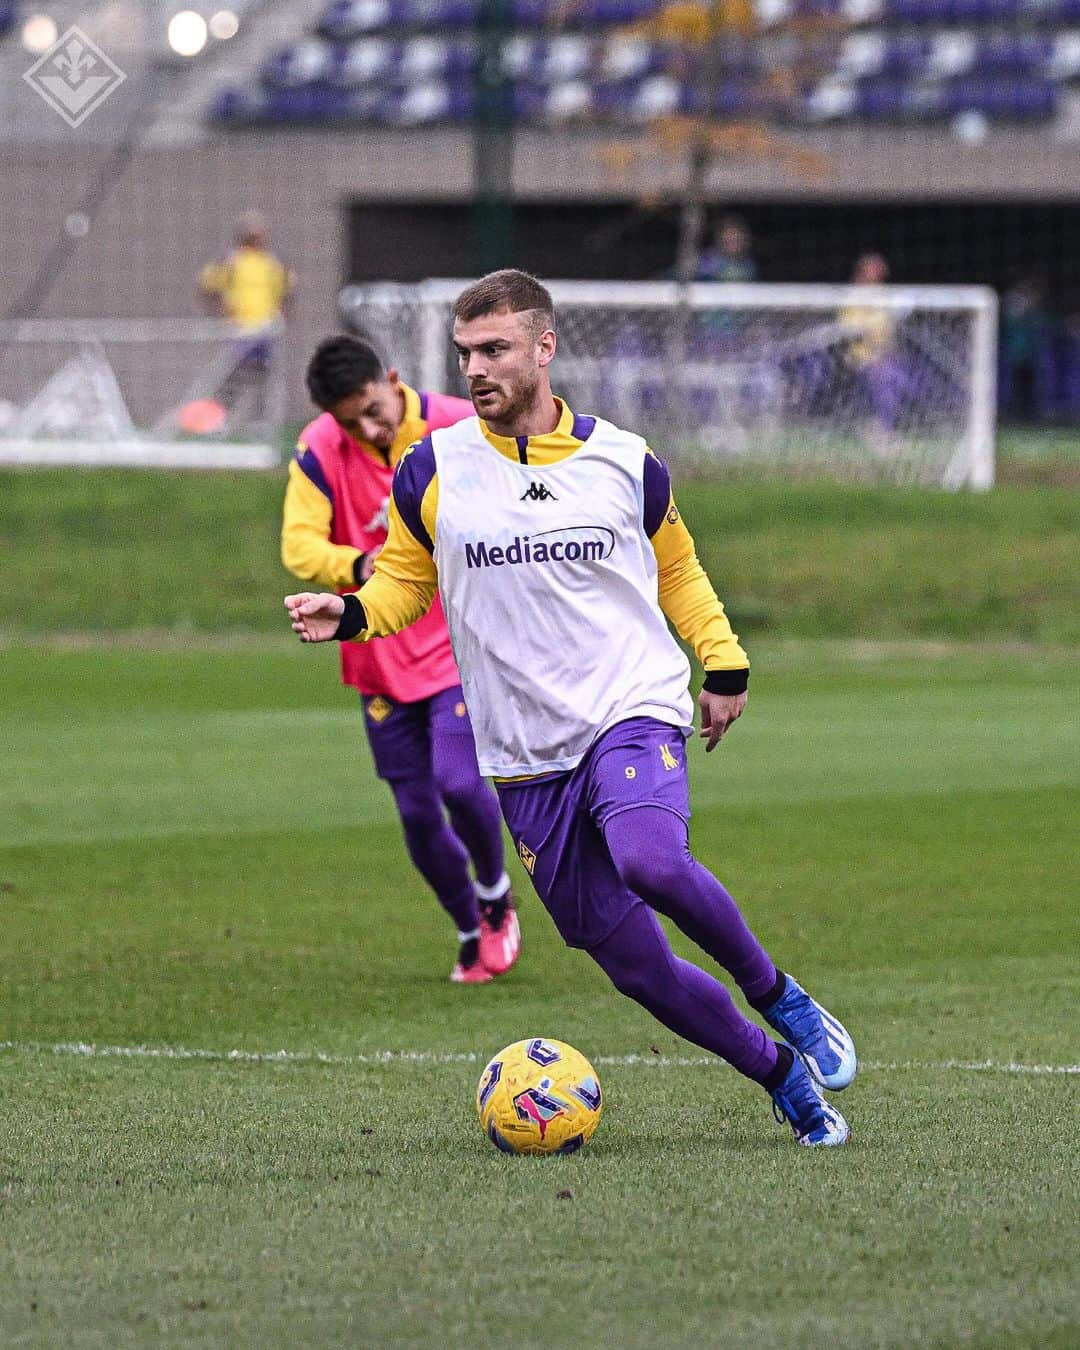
[0,1041,1077,1076]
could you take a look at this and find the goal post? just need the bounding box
[341,279,998,489]
[0,318,285,470]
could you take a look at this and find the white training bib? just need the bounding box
[431,416,693,778]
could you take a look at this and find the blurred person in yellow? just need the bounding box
[198,212,295,429]
[631,0,755,41]
[839,252,909,444]
[200,211,294,331]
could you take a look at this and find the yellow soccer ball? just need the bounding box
[476,1038,603,1155]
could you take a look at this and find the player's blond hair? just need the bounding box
[452,270,555,339]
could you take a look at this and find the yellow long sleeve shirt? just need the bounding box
[341,401,748,688]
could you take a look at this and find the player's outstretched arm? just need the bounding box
[285,592,345,643]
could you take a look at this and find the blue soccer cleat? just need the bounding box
[761,975,857,1091]
[771,1056,850,1147]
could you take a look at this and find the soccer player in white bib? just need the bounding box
[286,270,857,1146]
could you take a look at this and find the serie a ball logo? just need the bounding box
[476,1038,603,1156]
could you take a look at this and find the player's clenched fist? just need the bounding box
[284,592,346,642]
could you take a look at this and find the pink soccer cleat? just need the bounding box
[479,893,521,976]
[451,934,492,984]
[451,958,492,984]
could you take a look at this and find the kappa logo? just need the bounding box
[362,496,390,534]
[520,482,558,502]
[659,743,679,771]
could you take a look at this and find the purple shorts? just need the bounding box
[234,336,276,373]
[361,684,477,783]
[496,716,691,949]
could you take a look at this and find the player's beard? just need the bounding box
[472,371,541,431]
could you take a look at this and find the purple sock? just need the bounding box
[603,807,778,1002]
[432,730,507,891]
[389,778,480,934]
[587,904,779,1084]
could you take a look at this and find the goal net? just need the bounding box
[0,319,284,469]
[341,280,997,489]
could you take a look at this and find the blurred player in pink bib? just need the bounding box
[281,334,520,983]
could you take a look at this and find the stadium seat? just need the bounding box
[262,38,335,89]
[329,38,396,86]
[209,0,1080,131]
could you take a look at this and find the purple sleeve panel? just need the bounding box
[642,451,671,538]
[391,436,437,554]
[295,447,333,503]
[570,413,596,442]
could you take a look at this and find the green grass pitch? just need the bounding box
[1,639,1077,1347]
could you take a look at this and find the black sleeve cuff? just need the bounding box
[703,668,749,696]
[333,593,367,642]
[351,553,368,586]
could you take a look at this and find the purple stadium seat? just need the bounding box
[513,0,664,21]
[320,0,482,38]
[837,33,886,78]
[599,37,667,81]
[592,80,636,119]
[400,36,455,79]
[443,37,479,77]
[714,36,763,77]
[925,31,977,77]
[328,38,395,86]
[542,80,596,121]
[262,39,334,89]
[584,0,667,19]
[886,35,936,74]
[263,87,347,122]
[508,0,549,22]
[211,87,254,123]
[853,78,914,118]
[803,78,858,121]
[885,0,1022,21]
[711,82,756,117]
[1047,33,1080,79]
[318,0,393,38]
[218,0,1080,129]
[372,76,476,124]
[628,73,698,119]
[947,76,1057,118]
[530,36,592,82]
[511,82,548,119]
